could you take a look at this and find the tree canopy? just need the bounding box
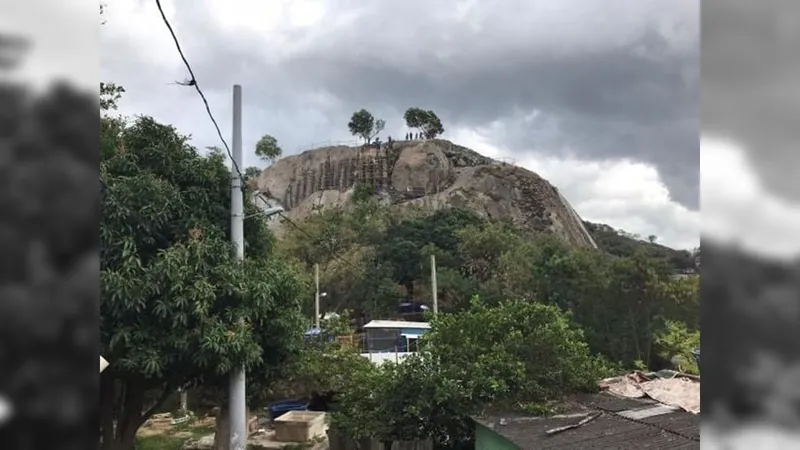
[348,109,385,143]
[279,200,699,370]
[255,133,282,164]
[100,88,308,450]
[403,107,445,139]
[332,299,614,447]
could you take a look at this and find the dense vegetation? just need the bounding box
[282,198,701,447]
[101,84,699,449]
[584,221,698,272]
[280,191,700,369]
[100,87,310,450]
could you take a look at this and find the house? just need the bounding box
[474,392,700,450]
[359,320,430,365]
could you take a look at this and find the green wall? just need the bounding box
[475,423,521,450]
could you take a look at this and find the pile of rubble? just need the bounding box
[599,370,700,414]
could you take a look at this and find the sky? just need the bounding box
[94,0,702,250]
[702,0,800,261]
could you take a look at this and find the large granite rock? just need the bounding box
[256,139,596,248]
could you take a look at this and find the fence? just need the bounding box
[295,140,360,152]
[359,351,415,365]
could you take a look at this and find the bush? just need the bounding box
[331,297,615,447]
[654,320,700,375]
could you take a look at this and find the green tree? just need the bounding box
[403,107,445,139]
[244,166,261,181]
[255,133,282,164]
[333,297,613,447]
[100,97,307,450]
[100,82,125,111]
[348,109,385,143]
[654,320,700,375]
[456,222,520,282]
[377,208,483,299]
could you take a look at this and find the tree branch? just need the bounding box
[138,384,175,428]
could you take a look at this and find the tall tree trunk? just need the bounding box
[101,379,172,450]
[100,373,116,450]
[213,405,230,450]
[111,380,145,450]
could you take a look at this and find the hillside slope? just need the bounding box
[584,221,697,272]
[256,139,598,248]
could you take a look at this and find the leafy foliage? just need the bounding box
[244,166,261,181]
[403,107,445,139]
[332,299,613,446]
[100,82,125,111]
[584,221,696,272]
[348,109,385,143]
[654,320,700,375]
[0,81,99,450]
[255,133,282,164]
[100,88,307,449]
[280,311,375,399]
[281,203,699,371]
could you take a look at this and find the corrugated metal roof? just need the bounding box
[475,392,699,449]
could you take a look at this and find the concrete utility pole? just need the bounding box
[314,263,320,328]
[229,84,247,450]
[431,254,438,316]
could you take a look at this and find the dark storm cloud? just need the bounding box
[703,0,800,202]
[105,0,698,207]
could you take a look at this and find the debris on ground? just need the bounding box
[599,370,700,414]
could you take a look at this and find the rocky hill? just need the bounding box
[255,139,598,249]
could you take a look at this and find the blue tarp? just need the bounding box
[304,327,322,337]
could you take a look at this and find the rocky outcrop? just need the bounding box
[256,139,597,248]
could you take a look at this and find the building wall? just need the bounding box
[366,329,401,352]
[475,423,520,450]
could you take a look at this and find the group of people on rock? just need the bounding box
[404,132,427,140]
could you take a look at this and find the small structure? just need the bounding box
[274,411,327,443]
[360,320,430,365]
[362,320,430,352]
[474,391,699,450]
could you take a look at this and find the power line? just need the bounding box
[251,196,360,273]
[276,210,364,274]
[153,0,244,181]
[277,211,366,313]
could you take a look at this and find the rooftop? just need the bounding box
[475,392,700,450]
[362,320,431,330]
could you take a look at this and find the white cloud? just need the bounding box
[1,0,98,91]
[99,0,698,251]
[451,127,700,250]
[701,134,800,260]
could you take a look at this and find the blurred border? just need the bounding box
[701,0,800,446]
[0,0,100,448]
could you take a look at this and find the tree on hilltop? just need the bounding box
[348,109,385,144]
[403,107,444,139]
[255,133,282,164]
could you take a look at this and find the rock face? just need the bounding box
[257,139,597,248]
